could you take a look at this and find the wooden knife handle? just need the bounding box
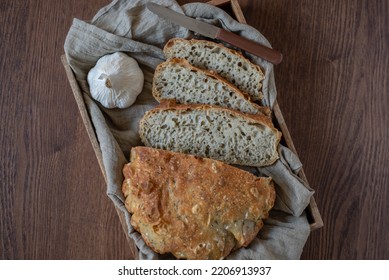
[216,28,283,65]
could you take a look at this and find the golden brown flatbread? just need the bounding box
[122,146,275,259]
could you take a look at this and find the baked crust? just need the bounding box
[163,38,265,101]
[122,146,276,259]
[139,101,282,167]
[152,57,271,116]
[163,38,265,79]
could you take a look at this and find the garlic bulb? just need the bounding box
[87,52,144,109]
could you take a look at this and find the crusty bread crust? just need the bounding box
[122,147,276,259]
[139,101,281,167]
[153,57,270,116]
[163,38,265,101]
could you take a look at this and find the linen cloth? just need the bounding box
[64,0,314,259]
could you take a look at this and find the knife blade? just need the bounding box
[147,2,283,65]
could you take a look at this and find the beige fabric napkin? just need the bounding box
[64,0,314,259]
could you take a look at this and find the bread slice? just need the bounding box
[163,38,265,101]
[139,102,281,167]
[122,146,276,259]
[153,58,270,116]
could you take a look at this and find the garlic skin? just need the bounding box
[87,52,144,109]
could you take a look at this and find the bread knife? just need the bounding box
[147,2,283,65]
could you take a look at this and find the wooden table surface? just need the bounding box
[1,0,388,260]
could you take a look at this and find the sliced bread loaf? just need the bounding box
[163,38,265,101]
[153,58,270,116]
[139,103,281,167]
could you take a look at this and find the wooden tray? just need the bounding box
[61,0,323,259]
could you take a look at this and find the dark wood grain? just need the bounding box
[0,0,132,259]
[1,0,388,260]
